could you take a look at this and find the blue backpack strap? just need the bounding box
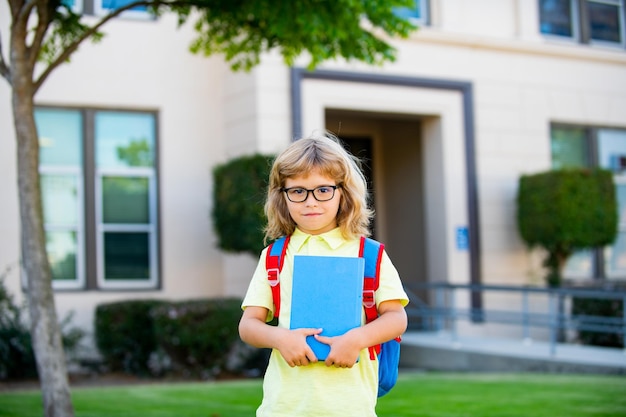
[266,235,290,318]
[359,236,385,360]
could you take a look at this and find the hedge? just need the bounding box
[212,153,275,257]
[151,298,242,377]
[95,299,168,376]
[95,298,249,378]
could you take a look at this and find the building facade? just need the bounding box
[1,0,625,353]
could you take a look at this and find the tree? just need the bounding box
[0,1,416,415]
[517,168,618,287]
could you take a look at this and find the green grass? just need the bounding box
[0,373,624,417]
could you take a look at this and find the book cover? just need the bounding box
[290,255,364,360]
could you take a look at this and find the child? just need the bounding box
[239,133,408,417]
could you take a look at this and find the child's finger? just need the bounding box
[314,334,332,345]
[304,346,318,363]
[300,327,323,336]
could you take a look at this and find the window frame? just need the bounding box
[538,0,626,48]
[95,168,159,289]
[64,0,155,20]
[94,0,155,20]
[550,122,626,282]
[36,106,161,291]
[39,165,87,290]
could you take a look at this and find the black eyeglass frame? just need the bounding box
[281,185,340,203]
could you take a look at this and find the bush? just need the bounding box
[95,299,167,376]
[0,269,84,380]
[152,298,242,378]
[517,168,617,286]
[212,153,275,257]
[572,295,624,348]
[0,273,36,379]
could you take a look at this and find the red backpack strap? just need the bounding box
[359,236,385,360]
[266,235,290,318]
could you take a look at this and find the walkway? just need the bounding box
[400,331,626,375]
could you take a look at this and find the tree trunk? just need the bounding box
[11,47,75,417]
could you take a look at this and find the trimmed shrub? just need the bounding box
[0,275,36,379]
[152,298,242,378]
[517,168,618,286]
[572,295,624,348]
[95,299,167,376]
[0,272,83,380]
[212,153,275,257]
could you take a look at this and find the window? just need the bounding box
[394,0,429,25]
[550,124,626,281]
[96,0,149,18]
[64,0,152,19]
[36,108,159,290]
[539,0,625,47]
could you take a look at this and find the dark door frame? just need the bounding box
[290,67,482,312]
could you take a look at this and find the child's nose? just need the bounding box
[304,191,318,204]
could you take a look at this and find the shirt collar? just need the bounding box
[291,228,346,252]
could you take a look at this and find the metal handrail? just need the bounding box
[405,283,626,355]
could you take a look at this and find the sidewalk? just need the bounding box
[400,331,626,374]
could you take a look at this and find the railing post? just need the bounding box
[435,287,444,332]
[549,291,557,356]
[623,295,626,354]
[450,286,457,342]
[522,289,530,343]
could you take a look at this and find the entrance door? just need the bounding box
[327,111,427,300]
[342,136,377,238]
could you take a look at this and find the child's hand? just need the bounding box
[277,328,322,367]
[314,332,360,368]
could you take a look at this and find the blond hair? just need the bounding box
[264,133,373,243]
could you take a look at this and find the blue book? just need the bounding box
[290,255,365,360]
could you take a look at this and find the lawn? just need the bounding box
[0,372,624,417]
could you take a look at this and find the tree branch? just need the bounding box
[8,0,22,16]
[5,0,41,85]
[0,33,10,83]
[33,0,193,92]
[28,1,55,71]
[16,0,39,23]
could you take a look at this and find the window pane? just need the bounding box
[35,108,82,166]
[95,112,155,168]
[539,0,574,37]
[605,232,626,278]
[104,232,150,280]
[395,0,422,19]
[598,128,626,172]
[599,129,626,279]
[616,184,626,225]
[563,249,595,280]
[102,176,149,224]
[60,0,80,12]
[587,1,622,43]
[101,0,146,11]
[46,231,77,281]
[550,126,588,168]
[42,175,79,225]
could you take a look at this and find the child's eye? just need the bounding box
[316,187,332,194]
[289,188,306,196]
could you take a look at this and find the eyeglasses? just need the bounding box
[282,185,340,203]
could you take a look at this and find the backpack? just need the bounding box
[265,235,400,397]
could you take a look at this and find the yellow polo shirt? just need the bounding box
[242,228,409,417]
